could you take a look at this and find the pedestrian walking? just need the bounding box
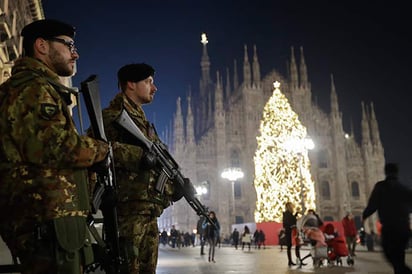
[202,211,220,262]
[283,202,304,266]
[278,228,287,251]
[241,225,252,251]
[231,228,240,249]
[342,212,358,256]
[363,163,412,274]
[257,230,266,249]
[197,217,206,255]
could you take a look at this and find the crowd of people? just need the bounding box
[159,226,197,249]
[280,163,412,274]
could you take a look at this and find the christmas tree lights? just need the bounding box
[254,81,316,223]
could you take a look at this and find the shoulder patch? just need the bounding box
[40,103,58,120]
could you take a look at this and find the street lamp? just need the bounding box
[221,167,244,224]
[195,181,209,202]
[195,185,208,197]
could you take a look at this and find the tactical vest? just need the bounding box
[0,68,94,264]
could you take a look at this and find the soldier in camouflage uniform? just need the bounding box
[101,63,182,274]
[0,19,109,273]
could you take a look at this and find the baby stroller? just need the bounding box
[323,223,355,266]
[296,214,329,268]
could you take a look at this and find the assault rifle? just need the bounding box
[115,109,217,228]
[81,75,127,273]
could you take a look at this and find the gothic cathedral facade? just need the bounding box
[158,38,385,238]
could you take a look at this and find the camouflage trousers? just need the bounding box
[118,215,159,274]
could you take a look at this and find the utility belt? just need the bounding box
[4,220,55,244]
[32,221,55,241]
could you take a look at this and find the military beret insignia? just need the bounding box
[40,103,58,120]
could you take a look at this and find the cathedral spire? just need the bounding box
[289,46,298,89]
[350,118,355,138]
[173,97,185,154]
[361,101,372,147]
[369,102,383,148]
[330,74,339,114]
[207,91,212,126]
[200,33,211,83]
[243,44,251,86]
[299,46,308,89]
[186,91,195,146]
[252,44,261,87]
[225,67,231,100]
[215,70,224,114]
[199,33,212,133]
[233,59,239,91]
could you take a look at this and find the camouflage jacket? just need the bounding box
[102,92,175,217]
[0,57,108,231]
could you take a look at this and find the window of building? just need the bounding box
[351,181,360,199]
[318,149,328,168]
[230,149,241,167]
[321,181,331,200]
[234,181,242,198]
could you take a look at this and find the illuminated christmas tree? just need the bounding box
[254,81,316,223]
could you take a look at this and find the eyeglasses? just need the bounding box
[47,37,77,54]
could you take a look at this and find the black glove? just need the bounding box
[140,149,158,169]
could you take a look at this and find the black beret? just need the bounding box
[21,19,75,40]
[117,63,155,83]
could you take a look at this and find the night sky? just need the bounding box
[41,1,412,182]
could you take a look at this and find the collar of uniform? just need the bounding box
[11,57,61,83]
[120,92,147,121]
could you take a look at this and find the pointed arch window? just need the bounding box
[318,149,328,168]
[351,181,360,199]
[230,149,241,167]
[321,180,331,200]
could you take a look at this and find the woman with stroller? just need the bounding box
[283,202,305,266]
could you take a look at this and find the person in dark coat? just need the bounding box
[283,202,304,266]
[278,228,287,251]
[231,228,240,249]
[202,211,220,262]
[197,217,206,255]
[363,163,412,274]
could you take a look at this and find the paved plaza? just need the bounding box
[1,239,412,273]
[156,244,411,274]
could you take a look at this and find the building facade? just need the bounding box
[0,0,44,83]
[158,37,384,238]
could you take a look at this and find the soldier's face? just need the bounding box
[128,76,157,105]
[47,35,79,77]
